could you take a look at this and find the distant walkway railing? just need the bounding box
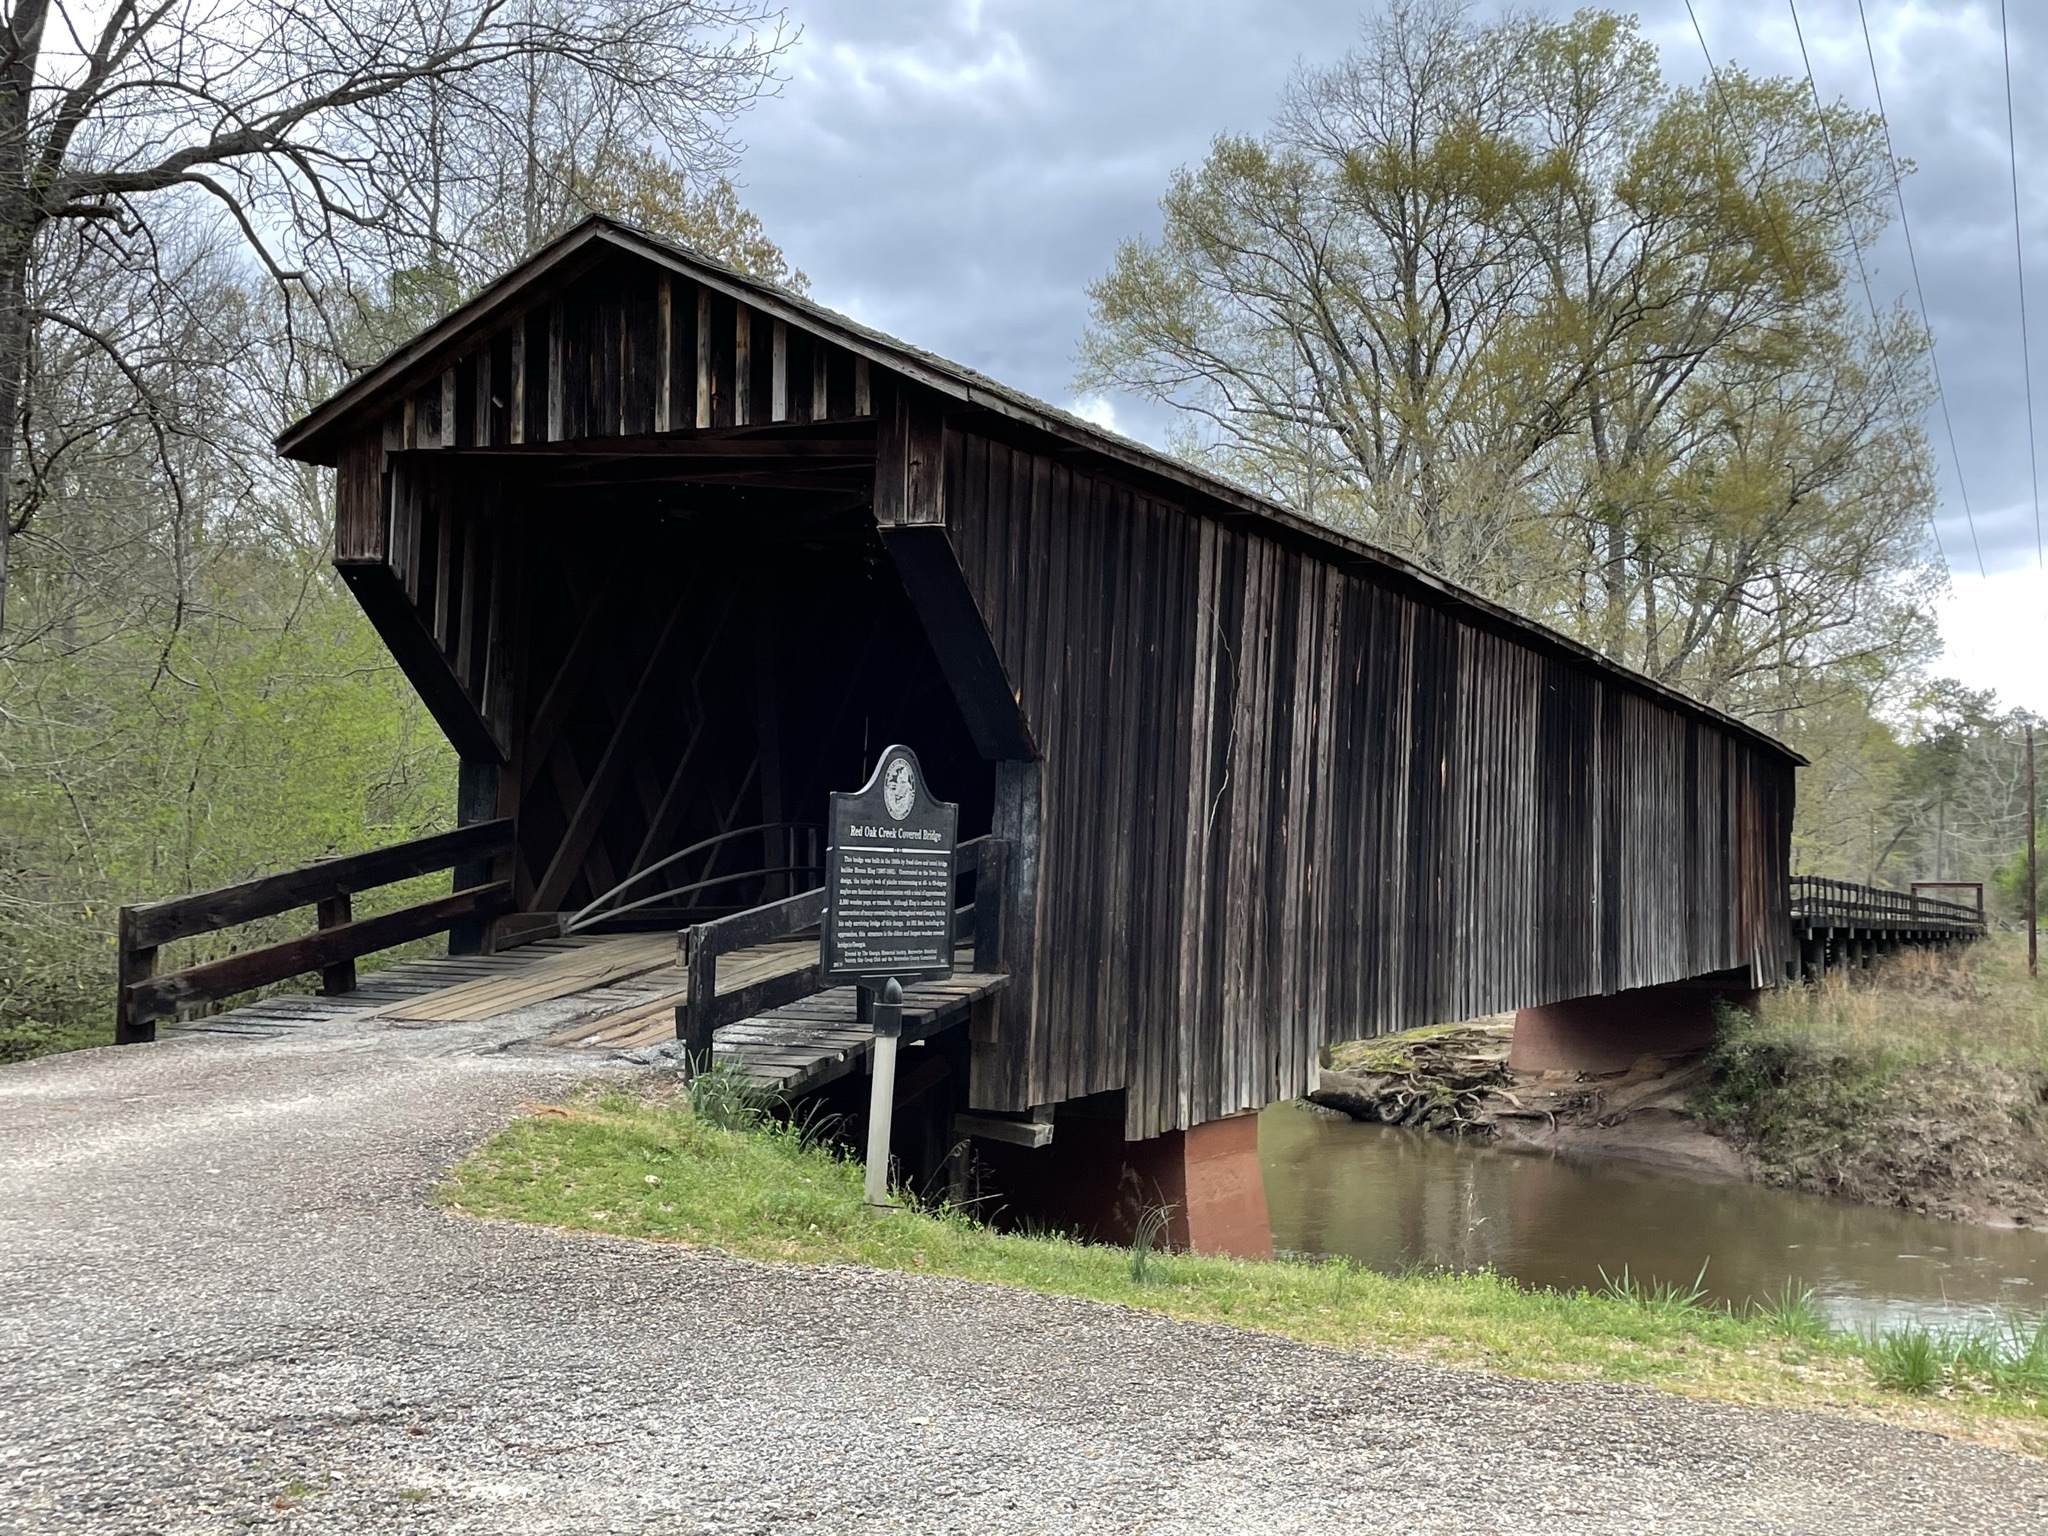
[1787,875,1985,980]
[1789,876,1985,934]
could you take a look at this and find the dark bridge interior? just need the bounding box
[399,456,993,930]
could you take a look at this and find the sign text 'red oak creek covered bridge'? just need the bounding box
[276,217,1798,1152]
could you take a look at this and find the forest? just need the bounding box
[0,0,2038,1062]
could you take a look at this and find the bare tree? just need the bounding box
[0,0,789,637]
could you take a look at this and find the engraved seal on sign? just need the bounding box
[883,755,916,821]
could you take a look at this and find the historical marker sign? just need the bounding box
[821,745,959,985]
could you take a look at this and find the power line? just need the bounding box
[1786,0,1958,577]
[1682,4,1805,286]
[1695,0,1964,578]
[1854,0,1986,577]
[1682,3,1741,139]
[1787,1,1883,323]
[2000,0,2046,569]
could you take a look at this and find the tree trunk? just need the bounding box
[0,0,50,640]
[0,249,26,640]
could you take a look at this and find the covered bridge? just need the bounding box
[266,217,1796,1219]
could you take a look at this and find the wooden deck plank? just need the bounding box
[162,935,610,1037]
[379,933,677,1021]
[537,940,816,1050]
[709,972,1010,1094]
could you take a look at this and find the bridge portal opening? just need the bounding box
[495,483,993,932]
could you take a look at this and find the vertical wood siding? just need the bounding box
[310,240,1796,1144]
[942,429,1794,1138]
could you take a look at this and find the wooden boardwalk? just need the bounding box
[167,933,1004,1096]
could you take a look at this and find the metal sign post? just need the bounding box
[821,746,957,1208]
[862,978,904,1207]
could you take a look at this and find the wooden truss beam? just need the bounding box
[533,601,691,912]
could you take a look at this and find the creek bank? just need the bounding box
[1309,1019,1747,1183]
[1698,1031,2048,1230]
[1309,1016,2048,1221]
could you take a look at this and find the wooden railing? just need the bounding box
[115,820,517,1043]
[674,835,1009,1062]
[1788,874,1986,934]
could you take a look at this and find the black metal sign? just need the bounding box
[821,745,959,984]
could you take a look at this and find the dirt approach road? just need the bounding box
[4,1018,2047,1536]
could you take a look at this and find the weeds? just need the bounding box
[683,1054,775,1131]
[1729,937,2048,1075]
[1598,1261,1711,1319]
[1867,1325,1942,1394]
[1128,1203,1175,1284]
[1697,935,2048,1218]
[1755,1279,1831,1344]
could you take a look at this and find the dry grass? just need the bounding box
[1749,937,2048,1071]
[1701,936,2048,1222]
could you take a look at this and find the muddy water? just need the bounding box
[1260,1100,2048,1333]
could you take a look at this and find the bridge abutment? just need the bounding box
[970,1093,1272,1259]
[1509,972,1758,1075]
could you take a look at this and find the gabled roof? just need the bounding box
[277,216,1803,765]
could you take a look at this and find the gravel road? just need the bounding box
[4,1013,2046,1535]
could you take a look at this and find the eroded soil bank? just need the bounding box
[1310,955,2048,1232]
[1310,1020,1752,1184]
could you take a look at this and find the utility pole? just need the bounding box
[2029,724,2038,980]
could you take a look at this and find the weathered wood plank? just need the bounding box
[937,423,1795,1132]
[334,430,387,563]
[125,820,515,949]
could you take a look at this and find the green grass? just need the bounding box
[445,1088,2048,1453]
[1741,935,2048,1072]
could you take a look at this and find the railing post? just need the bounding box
[676,923,718,1068]
[317,894,357,995]
[114,906,158,1045]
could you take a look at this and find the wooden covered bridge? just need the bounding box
[117,218,1813,1248]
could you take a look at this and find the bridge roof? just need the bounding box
[277,216,1802,766]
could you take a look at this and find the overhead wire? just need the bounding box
[1853,0,1986,576]
[1787,1,1883,321]
[1999,0,2046,569]
[1690,1,1961,578]
[1786,0,1960,576]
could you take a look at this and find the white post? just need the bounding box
[863,977,904,1208]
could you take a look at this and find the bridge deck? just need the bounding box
[168,933,1002,1097]
[705,970,1009,1094]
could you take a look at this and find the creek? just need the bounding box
[1259,1100,2048,1334]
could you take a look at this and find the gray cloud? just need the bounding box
[732,0,2048,577]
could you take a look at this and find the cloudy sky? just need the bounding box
[726,0,2047,712]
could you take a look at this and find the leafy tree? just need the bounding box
[1079,2,1938,720]
[0,0,801,1052]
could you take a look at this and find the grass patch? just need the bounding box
[445,1088,2048,1453]
[1730,935,2048,1073]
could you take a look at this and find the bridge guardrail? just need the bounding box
[1788,875,1986,934]
[674,835,1007,1063]
[115,820,517,1043]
